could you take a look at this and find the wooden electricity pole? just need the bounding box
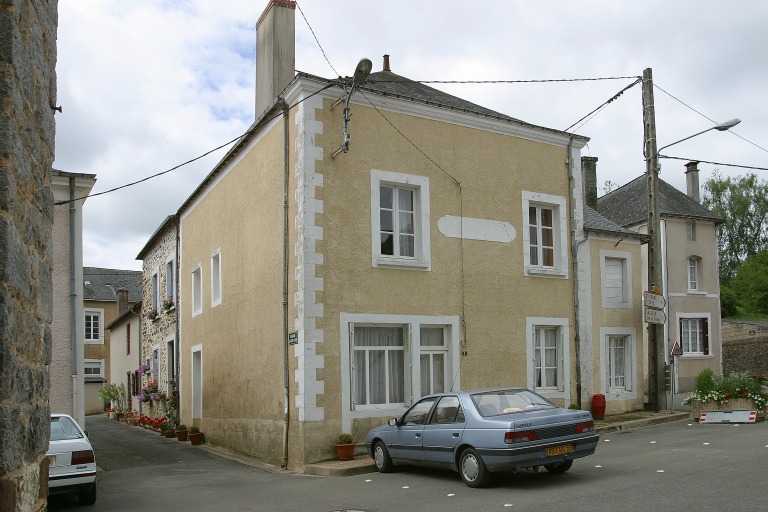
[643,67,665,411]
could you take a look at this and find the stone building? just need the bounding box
[0,1,59,510]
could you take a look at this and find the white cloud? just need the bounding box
[55,0,768,270]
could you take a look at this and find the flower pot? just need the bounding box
[335,443,356,461]
[691,398,764,421]
[108,412,117,420]
[189,432,204,445]
[176,429,189,441]
[163,429,176,438]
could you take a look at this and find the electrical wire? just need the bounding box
[54,83,337,206]
[375,76,642,85]
[654,82,768,155]
[564,78,642,132]
[295,1,339,78]
[659,155,768,171]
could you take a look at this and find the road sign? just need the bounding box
[643,291,666,309]
[670,340,683,357]
[700,410,758,423]
[644,307,666,324]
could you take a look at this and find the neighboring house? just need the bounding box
[597,161,723,407]
[82,267,142,413]
[135,216,179,417]
[50,170,96,426]
[578,157,649,415]
[107,298,143,414]
[171,0,595,470]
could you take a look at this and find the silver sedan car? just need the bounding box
[366,388,599,487]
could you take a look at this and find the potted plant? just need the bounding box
[176,424,189,441]
[684,369,768,420]
[335,433,356,461]
[188,426,204,445]
[143,308,159,322]
[162,295,175,313]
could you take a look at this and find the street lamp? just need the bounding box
[332,58,373,158]
[657,118,741,157]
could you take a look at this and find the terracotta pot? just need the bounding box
[176,429,189,441]
[163,429,176,438]
[189,432,204,445]
[335,443,356,461]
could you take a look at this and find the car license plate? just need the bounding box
[543,444,573,457]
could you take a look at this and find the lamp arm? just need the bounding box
[656,126,715,155]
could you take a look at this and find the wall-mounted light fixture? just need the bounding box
[332,58,372,158]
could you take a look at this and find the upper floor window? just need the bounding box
[151,271,159,312]
[84,309,104,344]
[601,251,632,309]
[83,359,104,380]
[688,257,699,291]
[211,250,222,307]
[522,191,568,278]
[686,221,696,240]
[371,169,431,270]
[191,264,202,317]
[165,256,175,303]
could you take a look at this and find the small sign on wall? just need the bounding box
[288,331,298,345]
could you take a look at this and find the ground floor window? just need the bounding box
[681,317,709,355]
[342,314,460,415]
[526,317,569,400]
[607,335,628,390]
[599,327,636,398]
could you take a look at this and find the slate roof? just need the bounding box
[584,205,647,240]
[83,267,142,302]
[597,175,723,227]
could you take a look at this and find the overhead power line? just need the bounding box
[564,78,642,132]
[295,1,339,77]
[659,155,768,171]
[375,76,642,84]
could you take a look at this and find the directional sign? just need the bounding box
[644,307,666,325]
[670,340,683,357]
[643,291,666,309]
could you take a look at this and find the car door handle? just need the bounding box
[452,433,460,437]
[415,433,421,438]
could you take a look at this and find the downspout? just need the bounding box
[279,98,290,469]
[69,177,79,416]
[175,216,181,419]
[567,138,584,409]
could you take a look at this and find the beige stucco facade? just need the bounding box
[108,307,142,413]
[83,298,113,414]
[50,171,95,426]
[177,76,589,469]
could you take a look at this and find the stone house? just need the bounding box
[135,216,179,418]
[82,267,142,413]
[596,161,723,407]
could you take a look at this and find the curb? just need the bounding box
[595,412,690,434]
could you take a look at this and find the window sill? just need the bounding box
[84,340,104,345]
[374,256,431,271]
[680,354,713,359]
[686,290,706,295]
[525,267,567,279]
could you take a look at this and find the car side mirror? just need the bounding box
[388,418,398,427]
[83,430,89,437]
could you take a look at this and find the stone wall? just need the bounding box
[722,321,768,379]
[0,1,58,511]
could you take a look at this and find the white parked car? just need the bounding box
[47,414,97,505]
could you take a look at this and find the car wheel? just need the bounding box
[373,440,394,473]
[544,460,573,474]
[459,448,491,488]
[78,482,97,505]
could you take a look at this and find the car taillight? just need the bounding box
[71,450,94,465]
[576,421,594,434]
[505,430,536,444]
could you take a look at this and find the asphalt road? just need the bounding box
[48,414,768,511]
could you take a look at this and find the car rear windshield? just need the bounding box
[50,416,84,441]
[472,389,556,417]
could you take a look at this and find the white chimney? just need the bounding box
[255,1,296,118]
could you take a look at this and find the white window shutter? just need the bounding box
[625,337,633,391]
[349,323,356,411]
[557,329,565,392]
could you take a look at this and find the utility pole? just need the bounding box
[643,67,665,411]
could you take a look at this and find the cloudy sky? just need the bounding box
[55,0,768,271]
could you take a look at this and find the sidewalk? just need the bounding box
[304,410,691,477]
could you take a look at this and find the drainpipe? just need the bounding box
[279,97,290,469]
[69,177,79,418]
[175,216,181,420]
[567,138,584,409]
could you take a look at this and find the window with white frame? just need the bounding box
[688,257,699,291]
[211,249,222,307]
[83,359,104,379]
[84,309,104,344]
[685,221,696,240]
[343,314,459,414]
[191,264,202,317]
[152,347,160,381]
[165,256,175,305]
[681,317,709,355]
[599,327,636,397]
[526,317,569,398]
[371,169,431,270]
[601,250,632,308]
[522,191,568,277]
[151,271,159,311]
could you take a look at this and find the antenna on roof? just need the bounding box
[332,58,372,158]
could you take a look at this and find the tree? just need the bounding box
[730,249,768,315]
[702,172,768,281]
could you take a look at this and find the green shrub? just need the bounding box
[176,424,188,431]
[694,368,716,393]
[189,426,200,434]
[337,433,355,444]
